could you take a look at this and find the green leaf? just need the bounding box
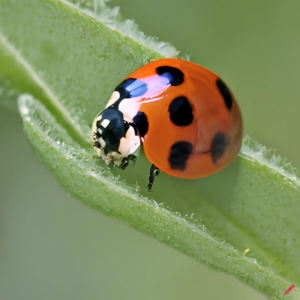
[1,1,299,298]
[0,76,19,112]
[18,95,300,300]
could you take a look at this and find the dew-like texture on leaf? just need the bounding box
[62,0,179,58]
[18,95,300,300]
[0,77,19,112]
[1,0,300,298]
[0,0,176,143]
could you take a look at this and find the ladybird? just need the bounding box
[91,58,242,190]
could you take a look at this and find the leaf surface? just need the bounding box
[1,1,299,298]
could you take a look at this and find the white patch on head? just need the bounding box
[101,119,110,128]
[119,98,141,122]
[99,137,106,148]
[97,128,102,134]
[96,148,102,157]
[106,91,120,108]
[118,126,140,157]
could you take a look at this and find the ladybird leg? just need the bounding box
[118,157,129,170]
[128,154,138,166]
[147,164,160,191]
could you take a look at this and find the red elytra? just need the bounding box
[92,58,243,189]
[117,58,242,178]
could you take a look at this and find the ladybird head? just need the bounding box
[91,107,140,167]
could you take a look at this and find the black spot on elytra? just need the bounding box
[216,78,232,111]
[114,78,148,102]
[169,96,193,126]
[211,132,230,165]
[168,141,193,171]
[99,107,125,152]
[133,111,149,137]
[156,66,184,86]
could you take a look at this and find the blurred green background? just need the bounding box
[1,0,300,299]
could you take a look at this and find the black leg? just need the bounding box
[128,154,138,166]
[117,155,137,170]
[120,160,129,170]
[118,157,129,170]
[147,164,160,191]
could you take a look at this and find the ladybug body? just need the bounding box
[92,58,242,189]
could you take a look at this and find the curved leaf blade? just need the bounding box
[0,0,299,298]
[0,0,177,145]
[18,94,300,300]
